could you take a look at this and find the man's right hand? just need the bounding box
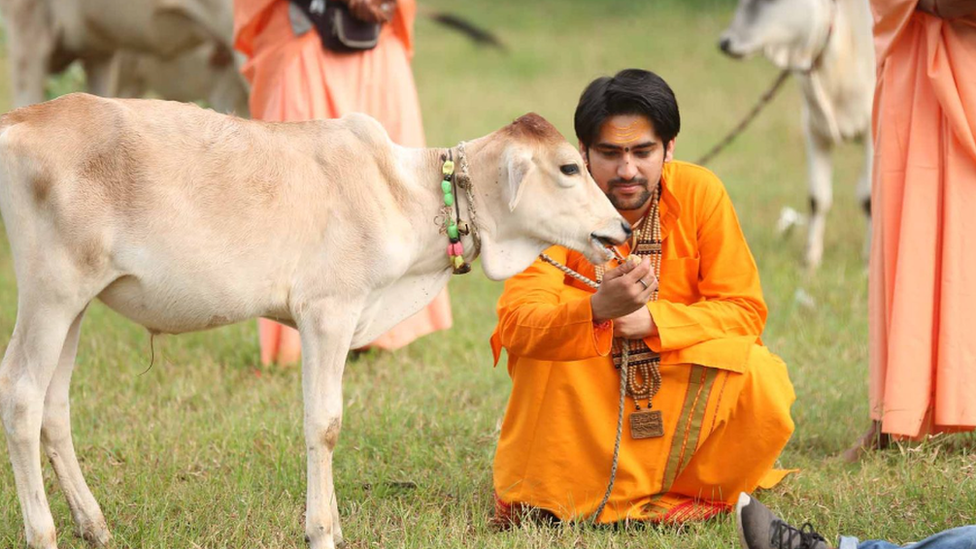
[590,257,658,323]
[337,0,395,24]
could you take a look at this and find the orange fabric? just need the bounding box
[233,0,451,357]
[490,162,796,524]
[868,1,976,437]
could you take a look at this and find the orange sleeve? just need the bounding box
[645,183,767,353]
[392,0,417,58]
[233,0,278,59]
[491,247,614,366]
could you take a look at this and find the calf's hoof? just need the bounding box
[27,528,58,549]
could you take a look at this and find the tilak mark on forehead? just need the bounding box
[607,117,652,145]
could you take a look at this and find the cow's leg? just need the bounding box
[1,294,90,549]
[804,123,834,269]
[331,494,345,548]
[857,136,874,263]
[83,56,123,99]
[40,307,111,547]
[298,301,357,549]
[0,0,56,107]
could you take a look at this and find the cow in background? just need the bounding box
[111,42,250,116]
[719,0,875,268]
[0,0,505,118]
[0,0,248,114]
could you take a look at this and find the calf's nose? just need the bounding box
[621,220,632,238]
[719,37,732,54]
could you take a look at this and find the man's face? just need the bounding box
[582,114,675,213]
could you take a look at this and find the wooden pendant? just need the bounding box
[630,409,664,439]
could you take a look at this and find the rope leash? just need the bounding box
[695,0,837,165]
[536,251,629,525]
[694,69,790,166]
[590,342,629,524]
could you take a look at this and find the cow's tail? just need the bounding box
[418,5,507,52]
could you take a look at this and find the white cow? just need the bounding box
[0,94,631,549]
[111,42,250,116]
[719,0,875,268]
[0,0,248,114]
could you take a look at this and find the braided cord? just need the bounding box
[540,189,661,525]
[456,141,482,256]
[536,252,626,524]
[589,342,629,524]
[539,253,599,289]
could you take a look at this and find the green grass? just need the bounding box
[2,1,976,547]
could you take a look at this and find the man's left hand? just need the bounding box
[613,307,656,339]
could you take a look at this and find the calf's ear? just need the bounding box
[506,149,534,212]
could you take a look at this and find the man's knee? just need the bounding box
[738,348,796,436]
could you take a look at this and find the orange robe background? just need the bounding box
[491,162,795,524]
[868,1,976,437]
[234,0,452,359]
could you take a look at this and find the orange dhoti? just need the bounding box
[868,2,976,437]
[233,0,452,363]
[493,345,795,523]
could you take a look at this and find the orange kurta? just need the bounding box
[233,0,452,356]
[868,2,976,437]
[491,162,796,524]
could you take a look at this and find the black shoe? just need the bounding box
[735,493,830,549]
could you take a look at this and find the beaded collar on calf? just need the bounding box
[440,142,481,275]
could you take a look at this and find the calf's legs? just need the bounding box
[299,301,358,549]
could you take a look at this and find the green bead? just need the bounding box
[444,193,454,206]
[448,225,459,239]
[441,180,452,193]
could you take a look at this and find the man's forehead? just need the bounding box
[596,114,657,147]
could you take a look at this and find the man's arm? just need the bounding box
[644,183,767,353]
[492,247,612,363]
[493,247,653,363]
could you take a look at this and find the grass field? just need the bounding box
[1,1,975,547]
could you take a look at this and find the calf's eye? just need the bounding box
[560,164,580,176]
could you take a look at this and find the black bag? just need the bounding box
[290,0,381,53]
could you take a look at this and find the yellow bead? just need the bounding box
[453,256,465,269]
[442,160,455,175]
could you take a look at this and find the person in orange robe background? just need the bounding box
[846,0,976,458]
[233,0,452,365]
[491,69,796,525]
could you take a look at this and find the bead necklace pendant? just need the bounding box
[630,409,664,439]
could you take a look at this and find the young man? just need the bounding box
[490,69,796,524]
[736,493,976,549]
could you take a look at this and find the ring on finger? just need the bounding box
[638,278,649,289]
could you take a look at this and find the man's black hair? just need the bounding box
[574,69,680,149]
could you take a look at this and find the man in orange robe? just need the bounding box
[491,69,796,524]
[233,0,452,365]
[846,0,976,454]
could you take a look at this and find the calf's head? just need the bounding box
[471,114,630,281]
[719,0,831,70]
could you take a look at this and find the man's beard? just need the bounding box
[607,177,654,211]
